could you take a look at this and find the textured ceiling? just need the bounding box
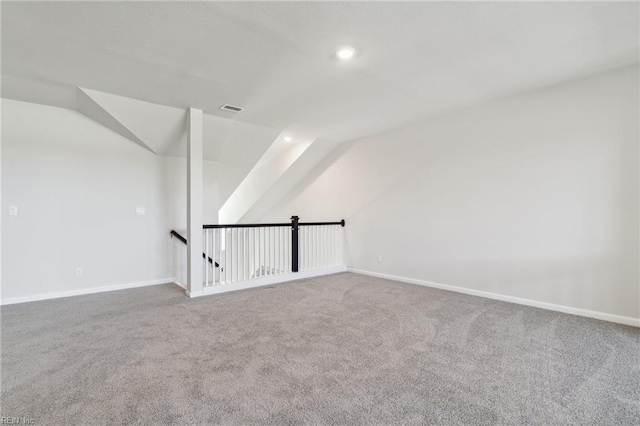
[2,1,638,143]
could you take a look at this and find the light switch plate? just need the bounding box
[136,207,145,216]
[9,206,18,216]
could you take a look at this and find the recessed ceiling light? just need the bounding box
[283,136,293,142]
[336,46,356,60]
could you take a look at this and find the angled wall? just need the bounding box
[260,65,640,322]
[219,137,313,224]
[241,139,342,223]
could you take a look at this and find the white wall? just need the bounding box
[163,156,219,232]
[1,98,247,301]
[1,99,172,301]
[163,156,219,286]
[259,65,640,320]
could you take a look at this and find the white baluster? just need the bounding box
[260,228,264,277]
[285,226,290,273]
[215,229,220,284]
[209,229,214,285]
[229,229,232,283]
[266,227,270,276]
[252,228,256,278]
[271,227,276,275]
[242,228,246,281]
[206,229,210,286]
[308,226,312,270]
[232,228,236,283]
[210,229,219,285]
[234,228,238,283]
[325,226,329,267]
[210,229,214,284]
[245,228,249,281]
[265,228,268,276]
[338,226,342,265]
[207,229,211,283]
[300,227,304,271]
[273,227,277,275]
[227,229,231,283]
[332,226,336,266]
[319,226,323,268]
[289,225,292,273]
[321,226,325,268]
[309,226,313,270]
[301,226,304,272]
[278,228,284,274]
[313,226,318,270]
[325,227,328,267]
[308,227,311,270]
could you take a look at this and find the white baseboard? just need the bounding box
[187,265,348,298]
[0,278,176,306]
[348,268,640,328]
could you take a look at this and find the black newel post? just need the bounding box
[291,215,299,272]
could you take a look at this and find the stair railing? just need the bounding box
[171,216,345,287]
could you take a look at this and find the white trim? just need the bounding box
[348,268,640,328]
[188,265,348,298]
[0,278,176,306]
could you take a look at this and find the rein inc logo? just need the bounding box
[1,418,35,425]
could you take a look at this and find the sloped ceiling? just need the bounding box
[75,87,282,206]
[77,87,280,163]
[2,2,638,144]
[78,88,185,156]
[77,88,155,154]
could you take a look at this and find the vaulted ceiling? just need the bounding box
[3,1,638,144]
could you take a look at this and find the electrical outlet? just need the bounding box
[75,268,83,277]
[377,255,383,263]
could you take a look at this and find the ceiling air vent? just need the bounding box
[219,104,243,113]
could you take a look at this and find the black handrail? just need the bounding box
[300,220,345,227]
[170,229,187,244]
[203,223,290,229]
[202,220,345,229]
[170,230,220,268]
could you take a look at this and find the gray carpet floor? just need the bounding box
[1,272,639,425]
